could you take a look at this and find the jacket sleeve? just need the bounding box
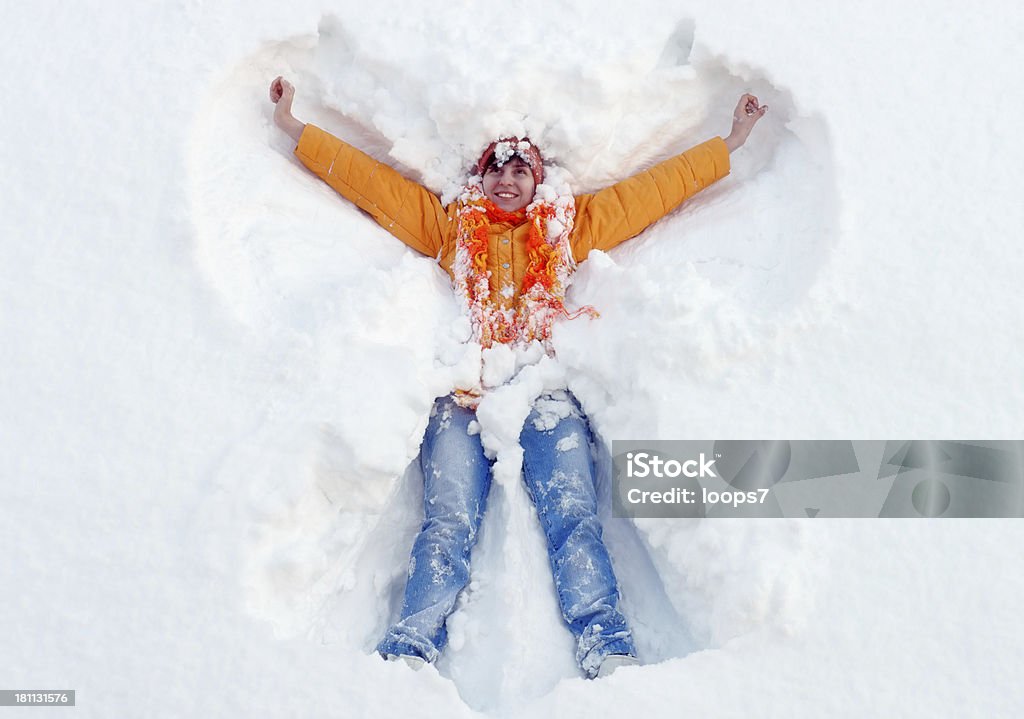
[570,136,731,262]
[294,124,447,258]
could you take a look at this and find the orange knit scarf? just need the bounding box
[453,184,597,350]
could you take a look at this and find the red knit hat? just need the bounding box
[475,137,545,185]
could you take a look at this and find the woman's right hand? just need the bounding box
[724,93,767,154]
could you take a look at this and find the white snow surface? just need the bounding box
[2,0,1023,716]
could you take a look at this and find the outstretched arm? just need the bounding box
[571,93,767,260]
[267,76,446,258]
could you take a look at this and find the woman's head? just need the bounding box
[476,137,544,212]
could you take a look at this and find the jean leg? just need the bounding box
[377,396,492,662]
[520,391,636,677]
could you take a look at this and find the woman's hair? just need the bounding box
[475,137,544,185]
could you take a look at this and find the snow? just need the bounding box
[556,433,580,452]
[2,0,1023,716]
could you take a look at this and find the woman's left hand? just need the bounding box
[724,94,767,153]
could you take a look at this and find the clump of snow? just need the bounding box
[480,344,516,389]
[531,392,576,432]
[555,432,579,452]
[489,139,535,168]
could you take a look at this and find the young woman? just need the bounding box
[269,75,765,678]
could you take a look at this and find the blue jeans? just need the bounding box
[376,392,635,677]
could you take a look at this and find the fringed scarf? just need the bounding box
[452,182,597,351]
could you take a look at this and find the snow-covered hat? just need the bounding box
[475,137,544,185]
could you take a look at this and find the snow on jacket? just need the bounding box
[293,124,730,310]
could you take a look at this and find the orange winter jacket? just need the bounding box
[294,124,729,309]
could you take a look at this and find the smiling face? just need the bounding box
[482,157,537,212]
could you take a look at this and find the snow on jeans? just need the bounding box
[376,392,636,677]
